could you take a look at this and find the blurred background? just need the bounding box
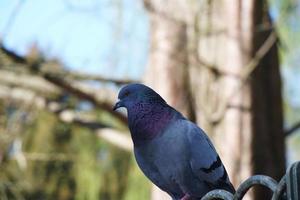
[0,0,299,199]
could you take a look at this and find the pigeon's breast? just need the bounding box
[134,120,191,191]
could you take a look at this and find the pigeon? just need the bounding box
[113,83,235,200]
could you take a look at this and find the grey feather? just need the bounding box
[134,119,235,199]
[114,84,235,200]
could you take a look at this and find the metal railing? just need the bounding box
[201,161,300,200]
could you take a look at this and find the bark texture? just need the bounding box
[143,0,285,199]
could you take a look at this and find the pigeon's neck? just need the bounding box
[128,102,181,145]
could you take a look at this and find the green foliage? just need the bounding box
[0,109,150,199]
[270,0,300,64]
[123,158,151,200]
[270,0,300,164]
[72,127,102,200]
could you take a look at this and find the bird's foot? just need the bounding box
[180,194,191,200]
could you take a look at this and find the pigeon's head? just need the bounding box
[113,83,166,111]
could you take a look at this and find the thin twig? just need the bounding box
[198,31,278,123]
[0,44,138,85]
[42,69,138,85]
[0,85,132,151]
[1,0,24,39]
[43,74,127,124]
[285,121,300,136]
[0,45,128,124]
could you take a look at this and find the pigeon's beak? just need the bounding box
[113,100,123,111]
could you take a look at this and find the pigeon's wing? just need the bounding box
[183,120,235,192]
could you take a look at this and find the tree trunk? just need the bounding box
[143,1,192,199]
[143,0,193,119]
[143,0,285,199]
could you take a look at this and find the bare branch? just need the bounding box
[240,32,278,79]
[0,44,128,124]
[0,69,117,111]
[0,85,132,151]
[143,0,189,24]
[0,69,60,96]
[57,109,132,151]
[43,74,127,124]
[0,44,138,85]
[0,45,27,63]
[285,121,300,136]
[96,129,132,151]
[24,152,73,161]
[198,31,278,123]
[0,85,46,107]
[43,69,138,85]
[1,0,25,39]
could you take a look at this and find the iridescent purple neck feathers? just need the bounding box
[113,83,184,145]
[127,102,182,145]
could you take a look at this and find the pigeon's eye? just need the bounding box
[123,91,130,97]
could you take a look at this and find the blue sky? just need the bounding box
[0,0,299,108]
[0,0,149,79]
[1,0,300,163]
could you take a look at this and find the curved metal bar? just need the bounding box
[271,175,286,200]
[201,189,234,200]
[233,175,278,200]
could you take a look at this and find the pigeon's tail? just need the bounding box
[194,183,235,200]
[189,184,235,200]
[218,180,235,194]
[224,182,236,194]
